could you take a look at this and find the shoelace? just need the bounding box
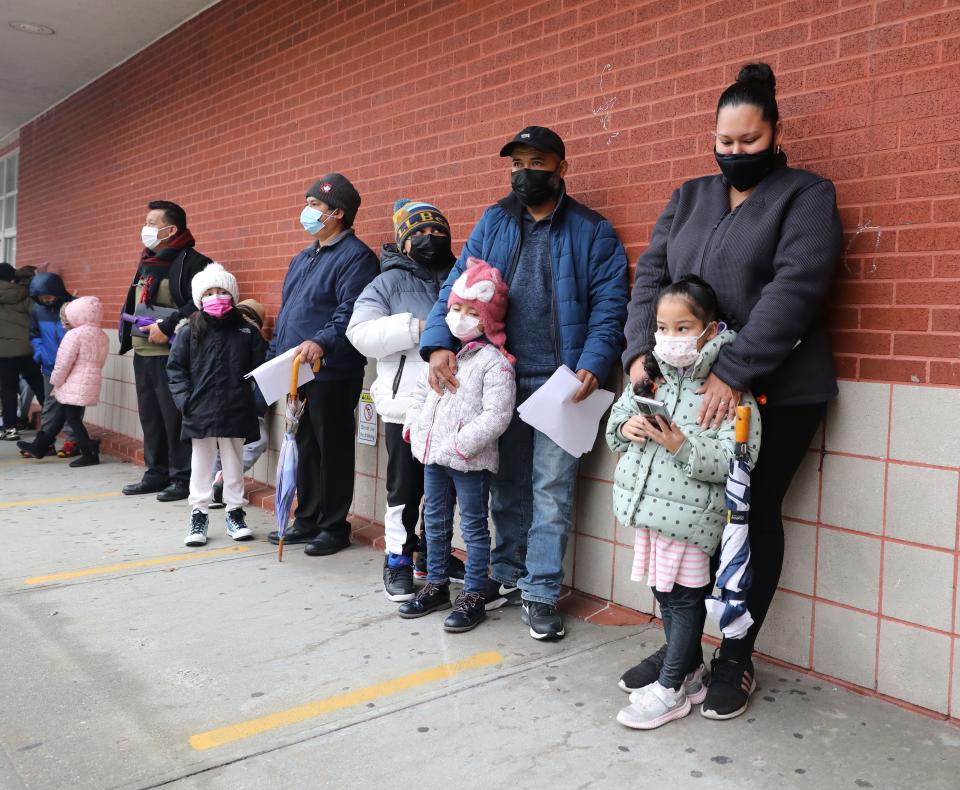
[416,582,442,601]
[190,513,206,534]
[228,509,246,526]
[387,564,411,583]
[453,592,484,612]
[710,657,749,685]
[646,642,669,666]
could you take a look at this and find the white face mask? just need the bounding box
[445,310,482,342]
[141,225,171,250]
[654,325,711,368]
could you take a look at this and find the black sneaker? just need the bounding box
[701,655,756,720]
[185,510,209,547]
[383,557,416,602]
[225,508,253,541]
[618,643,668,692]
[521,600,565,641]
[209,479,225,510]
[398,583,451,619]
[443,591,486,632]
[447,553,466,585]
[484,578,522,611]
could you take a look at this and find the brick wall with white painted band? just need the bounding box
[14,0,960,720]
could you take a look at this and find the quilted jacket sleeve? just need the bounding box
[50,329,79,389]
[672,392,762,483]
[605,386,637,454]
[419,210,489,360]
[347,279,419,359]
[576,218,629,382]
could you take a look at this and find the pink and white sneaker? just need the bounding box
[618,681,691,730]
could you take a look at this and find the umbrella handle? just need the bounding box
[289,353,322,398]
[735,405,751,443]
[278,537,284,563]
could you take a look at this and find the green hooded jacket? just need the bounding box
[605,330,762,554]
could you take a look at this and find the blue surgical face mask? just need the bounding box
[300,205,332,235]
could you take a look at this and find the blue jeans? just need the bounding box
[490,375,580,605]
[423,464,490,594]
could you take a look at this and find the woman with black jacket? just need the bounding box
[167,264,266,548]
[622,63,843,721]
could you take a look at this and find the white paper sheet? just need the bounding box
[244,347,316,405]
[516,366,615,458]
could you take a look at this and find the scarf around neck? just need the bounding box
[137,229,196,305]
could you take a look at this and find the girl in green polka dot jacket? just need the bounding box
[606,275,761,731]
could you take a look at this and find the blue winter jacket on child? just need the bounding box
[29,272,73,376]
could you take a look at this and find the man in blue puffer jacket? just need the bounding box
[420,126,629,640]
[265,173,380,557]
[28,271,77,456]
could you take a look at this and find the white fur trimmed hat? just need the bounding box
[191,262,239,308]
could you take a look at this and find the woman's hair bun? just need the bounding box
[736,63,776,95]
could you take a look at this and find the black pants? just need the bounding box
[653,584,709,689]
[383,422,424,556]
[720,402,827,661]
[133,354,191,485]
[0,356,44,427]
[294,377,363,537]
[45,404,91,446]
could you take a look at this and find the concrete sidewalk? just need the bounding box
[0,439,957,790]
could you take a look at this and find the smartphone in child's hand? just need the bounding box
[632,392,672,425]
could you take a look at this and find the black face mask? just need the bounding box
[511,168,560,207]
[714,146,777,192]
[407,233,451,269]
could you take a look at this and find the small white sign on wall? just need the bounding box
[357,391,377,446]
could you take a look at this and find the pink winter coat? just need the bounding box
[50,296,109,407]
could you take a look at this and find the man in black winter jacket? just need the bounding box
[119,200,210,502]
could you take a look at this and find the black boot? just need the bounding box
[16,430,52,460]
[69,440,100,468]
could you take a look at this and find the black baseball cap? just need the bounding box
[499,126,566,159]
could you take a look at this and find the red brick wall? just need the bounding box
[14,0,960,382]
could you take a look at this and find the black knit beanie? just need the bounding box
[305,173,362,227]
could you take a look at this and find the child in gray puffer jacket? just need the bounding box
[401,258,516,633]
[347,199,460,602]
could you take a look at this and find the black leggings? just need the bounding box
[47,403,91,446]
[719,402,826,661]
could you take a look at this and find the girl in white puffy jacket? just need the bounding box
[346,199,460,602]
[399,258,516,633]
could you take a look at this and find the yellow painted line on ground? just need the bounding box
[190,650,504,751]
[0,490,121,508]
[25,546,251,585]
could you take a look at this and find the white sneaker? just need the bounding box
[184,510,209,547]
[684,663,708,705]
[628,663,707,705]
[618,681,691,730]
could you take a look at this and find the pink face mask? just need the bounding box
[201,294,234,319]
